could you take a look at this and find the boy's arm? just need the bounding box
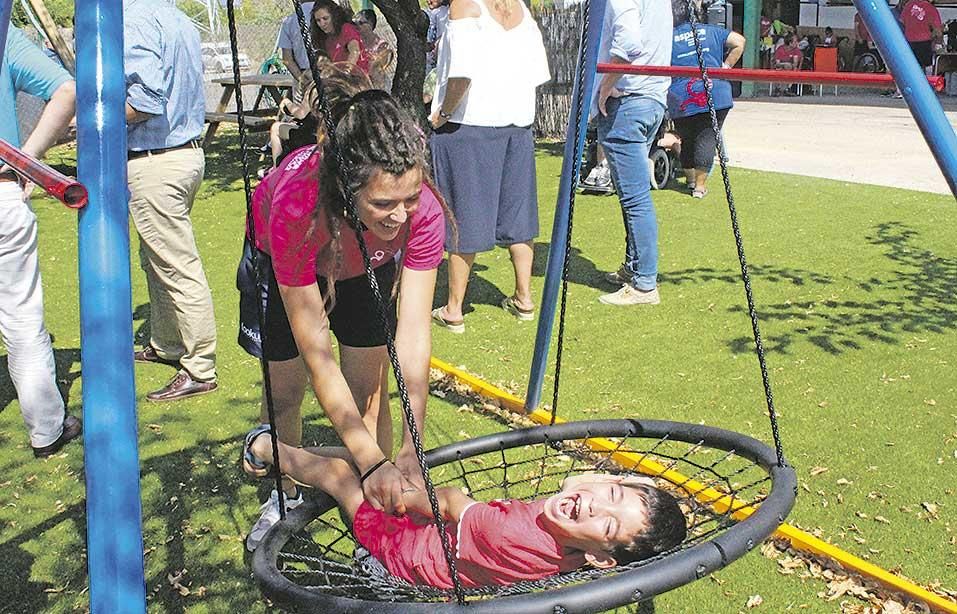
[404,487,475,522]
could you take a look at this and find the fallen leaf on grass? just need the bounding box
[809,466,829,476]
[746,594,763,608]
[168,570,190,596]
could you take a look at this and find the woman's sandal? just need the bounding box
[692,188,708,199]
[501,296,535,321]
[242,424,275,479]
[431,307,465,334]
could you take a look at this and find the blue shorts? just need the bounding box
[431,123,539,254]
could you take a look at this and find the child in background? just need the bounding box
[242,427,688,589]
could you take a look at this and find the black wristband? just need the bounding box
[359,457,390,485]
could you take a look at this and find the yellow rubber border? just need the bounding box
[430,357,957,614]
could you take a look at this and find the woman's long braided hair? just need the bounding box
[312,68,455,308]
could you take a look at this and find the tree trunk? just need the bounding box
[372,0,430,124]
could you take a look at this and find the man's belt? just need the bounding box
[128,140,201,161]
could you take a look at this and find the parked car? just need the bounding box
[201,42,251,73]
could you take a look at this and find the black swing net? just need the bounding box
[216,0,799,610]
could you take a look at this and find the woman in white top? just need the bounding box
[429,0,550,334]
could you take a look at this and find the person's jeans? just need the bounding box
[596,95,665,292]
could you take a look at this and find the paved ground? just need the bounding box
[722,95,957,195]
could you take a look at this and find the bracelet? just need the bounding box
[438,109,453,120]
[359,457,390,485]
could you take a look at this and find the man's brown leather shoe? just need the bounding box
[146,370,218,402]
[33,415,82,458]
[134,345,180,367]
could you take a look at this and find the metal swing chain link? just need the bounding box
[684,0,787,468]
[224,0,290,512]
[551,0,592,427]
[291,2,467,603]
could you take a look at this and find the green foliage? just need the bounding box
[0,134,954,613]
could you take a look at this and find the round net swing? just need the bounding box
[216,0,801,609]
[252,419,796,612]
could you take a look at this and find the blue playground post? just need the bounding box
[0,0,12,67]
[854,0,957,197]
[75,0,147,611]
[525,1,606,412]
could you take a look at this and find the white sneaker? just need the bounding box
[246,488,304,552]
[593,161,612,189]
[598,285,660,306]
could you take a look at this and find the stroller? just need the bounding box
[578,118,679,194]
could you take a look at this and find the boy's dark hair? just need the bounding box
[608,483,687,565]
[672,0,701,26]
[310,0,351,59]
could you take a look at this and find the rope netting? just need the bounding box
[265,426,776,603]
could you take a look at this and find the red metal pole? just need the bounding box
[0,137,88,208]
[596,64,945,92]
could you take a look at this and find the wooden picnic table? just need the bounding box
[204,73,296,147]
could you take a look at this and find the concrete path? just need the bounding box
[722,97,957,195]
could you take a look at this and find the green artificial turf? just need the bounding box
[0,135,953,613]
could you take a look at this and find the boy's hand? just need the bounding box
[395,446,427,492]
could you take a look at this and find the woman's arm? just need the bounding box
[430,0,479,128]
[723,31,746,69]
[392,267,438,488]
[280,281,409,514]
[345,39,361,66]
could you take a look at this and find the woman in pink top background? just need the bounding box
[310,0,369,73]
[239,72,454,551]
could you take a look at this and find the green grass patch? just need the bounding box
[0,134,953,613]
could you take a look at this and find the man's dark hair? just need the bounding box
[608,483,687,565]
[672,0,701,26]
[355,8,377,29]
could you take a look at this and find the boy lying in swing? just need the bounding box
[243,427,687,589]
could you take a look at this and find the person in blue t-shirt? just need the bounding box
[0,26,79,458]
[666,0,745,199]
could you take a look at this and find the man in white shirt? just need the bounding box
[593,0,672,306]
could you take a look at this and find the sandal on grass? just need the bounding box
[431,307,465,334]
[692,188,708,199]
[242,424,274,479]
[501,296,535,321]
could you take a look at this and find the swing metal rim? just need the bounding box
[252,418,797,614]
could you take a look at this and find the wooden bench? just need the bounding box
[204,112,274,147]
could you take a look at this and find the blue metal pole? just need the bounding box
[0,0,13,68]
[75,0,147,611]
[854,0,957,197]
[525,0,606,411]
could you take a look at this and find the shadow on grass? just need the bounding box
[0,421,338,613]
[202,130,270,197]
[718,222,957,355]
[0,347,83,420]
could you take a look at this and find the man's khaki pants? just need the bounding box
[128,146,217,381]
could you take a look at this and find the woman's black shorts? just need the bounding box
[237,239,398,361]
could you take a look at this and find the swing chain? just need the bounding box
[684,0,788,468]
[291,1,467,603]
[550,0,592,427]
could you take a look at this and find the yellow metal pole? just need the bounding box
[429,357,957,614]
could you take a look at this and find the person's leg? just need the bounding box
[339,344,392,457]
[442,252,476,323]
[498,126,540,313]
[259,357,307,498]
[673,117,697,190]
[250,435,364,520]
[128,148,217,384]
[691,108,729,196]
[431,123,503,324]
[506,242,535,312]
[597,96,665,294]
[0,185,68,449]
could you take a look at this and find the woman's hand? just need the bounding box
[430,111,447,130]
[361,460,408,515]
